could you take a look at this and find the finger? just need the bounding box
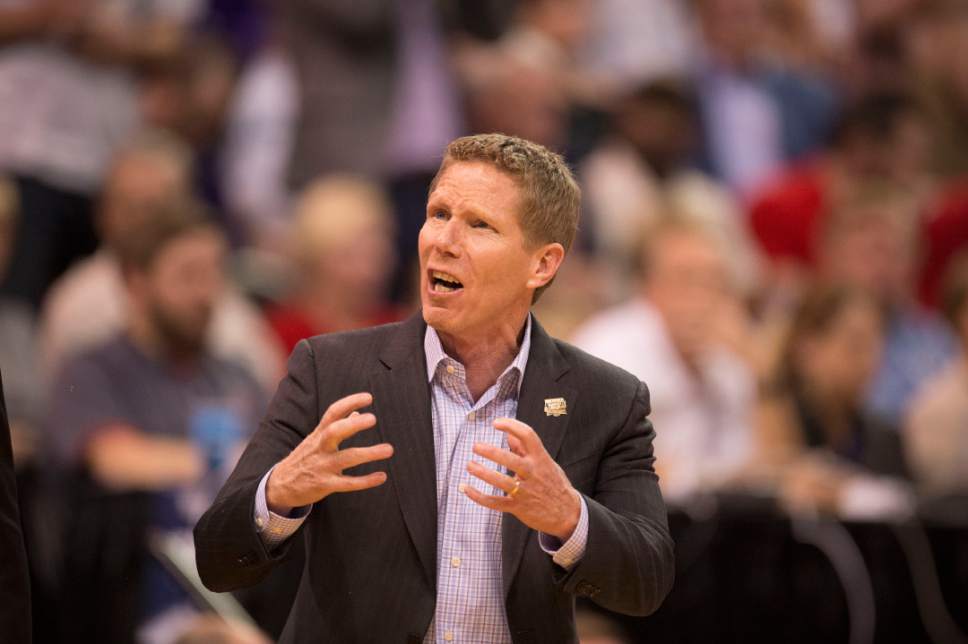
[493,417,541,452]
[506,433,526,457]
[317,392,373,430]
[472,442,529,477]
[322,413,377,450]
[461,483,512,513]
[466,460,517,494]
[335,443,394,471]
[329,471,388,493]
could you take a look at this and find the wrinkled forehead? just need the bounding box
[427,160,525,215]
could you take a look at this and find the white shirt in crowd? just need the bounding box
[570,298,755,502]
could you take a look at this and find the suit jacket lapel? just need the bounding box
[369,314,438,590]
[502,317,575,597]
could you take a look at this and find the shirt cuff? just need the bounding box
[538,494,588,570]
[254,465,310,549]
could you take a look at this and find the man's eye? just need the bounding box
[471,220,491,229]
[431,210,447,220]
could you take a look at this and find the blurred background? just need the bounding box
[1,0,967,642]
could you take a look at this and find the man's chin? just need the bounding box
[421,304,451,330]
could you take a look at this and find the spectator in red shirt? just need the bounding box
[267,176,402,355]
[921,179,968,306]
[748,91,932,271]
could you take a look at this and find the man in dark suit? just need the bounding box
[195,134,674,643]
[1,371,31,644]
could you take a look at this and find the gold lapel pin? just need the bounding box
[544,397,567,417]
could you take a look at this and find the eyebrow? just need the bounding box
[429,196,490,219]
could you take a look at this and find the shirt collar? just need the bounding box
[424,314,532,396]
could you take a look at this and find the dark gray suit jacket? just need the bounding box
[194,314,674,643]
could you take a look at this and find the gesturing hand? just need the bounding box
[265,392,393,515]
[463,418,581,541]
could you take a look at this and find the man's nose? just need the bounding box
[434,219,462,256]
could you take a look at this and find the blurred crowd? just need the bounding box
[2,0,968,642]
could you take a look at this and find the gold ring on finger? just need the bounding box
[508,478,522,499]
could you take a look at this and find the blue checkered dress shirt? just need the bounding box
[254,316,589,642]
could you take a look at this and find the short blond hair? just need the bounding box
[430,133,580,300]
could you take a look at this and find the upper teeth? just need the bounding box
[432,271,460,285]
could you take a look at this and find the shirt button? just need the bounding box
[444,631,454,641]
[450,556,461,568]
[446,365,455,375]
[467,412,476,421]
[255,517,264,528]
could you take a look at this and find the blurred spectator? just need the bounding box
[200,0,270,63]
[530,254,609,342]
[499,0,592,72]
[266,176,401,355]
[278,0,458,184]
[138,33,241,237]
[219,40,299,249]
[0,177,42,466]
[815,184,956,420]
[455,0,594,150]
[907,2,968,308]
[459,48,568,151]
[577,0,697,100]
[0,0,197,308]
[571,216,755,501]
[276,0,459,302]
[755,285,912,516]
[905,252,968,497]
[749,91,932,275]
[920,177,968,307]
[292,0,401,179]
[39,130,284,390]
[45,197,267,642]
[581,78,761,299]
[692,0,838,195]
[907,0,968,179]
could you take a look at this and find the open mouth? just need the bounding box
[430,270,464,293]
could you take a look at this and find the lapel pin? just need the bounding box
[544,397,567,417]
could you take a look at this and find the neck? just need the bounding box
[437,313,529,401]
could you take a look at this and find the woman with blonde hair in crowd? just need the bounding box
[266,175,402,355]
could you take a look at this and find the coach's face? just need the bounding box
[419,161,559,340]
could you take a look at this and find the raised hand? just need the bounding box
[464,418,581,540]
[265,392,392,514]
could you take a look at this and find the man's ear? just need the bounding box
[526,242,565,290]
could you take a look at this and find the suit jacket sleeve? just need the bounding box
[194,339,318,592]
[553,380,675,616]
[0,371,31,644]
